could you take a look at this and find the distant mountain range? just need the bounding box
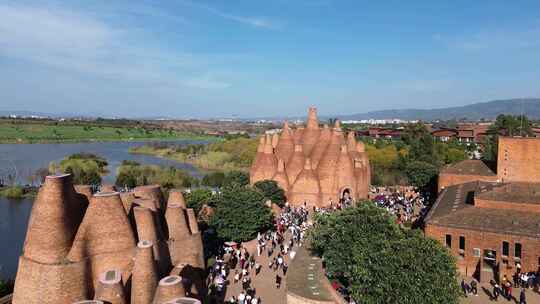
[2,98,539,121]
[335,98,540,121]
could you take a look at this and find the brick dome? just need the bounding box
[274,121,295,164]
[286,144,305,185]
[272,158,290,193]
[310,124,331,169]
[131,241,158,304]
[250,107,370,207]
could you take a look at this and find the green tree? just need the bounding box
[404,160,438,188]
[185,188,214,214]
[253,179,286,207]
[223,170,250,187]
[490,114,532,137]
[209,186,273,242]
[309,203,460,304]
[201,171,226,188]
[483,114,533,161]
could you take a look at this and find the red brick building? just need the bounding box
[438,159,497,191]
[426,136,540,282]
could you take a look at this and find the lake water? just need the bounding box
[0,140,206,280]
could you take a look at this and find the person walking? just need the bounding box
[519,288,526,304]
[461,279,468,297]
[493,283,500,301]
[470,279,478,296]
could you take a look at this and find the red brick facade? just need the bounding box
[426,224,540,281]
[498,137,540,183]
[427,137,540,282]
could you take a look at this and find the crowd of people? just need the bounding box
[371,186,428,225]
[459,266,540,303]
[206,203,311,304]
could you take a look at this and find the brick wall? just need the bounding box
[498,137,540,183]
[425,224,540,282]
[438,173,497,192]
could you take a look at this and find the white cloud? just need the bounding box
[0,3,231,90]
[180,0,279,30]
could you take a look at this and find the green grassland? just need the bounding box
[0,120,215,143]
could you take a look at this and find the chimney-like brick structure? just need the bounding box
[337,145,355,196]
[310,124,331,169]
[271,132,279,149]
[165,204,191,241]
[23,174,86,264]
[301,106,321,156]
[100,184,117,193]
[286,145,305,185]
[69,192,135,259]
[185,209,199,234]
[120,192,136,214]
[272,158,290,194]
[289,158,321,206]
[162,297,201,304]
[94,270,126,304]
[318,126,344,204]
[14,181,204,303]
[250,107,371,206]
[275,121,295,164]
[134,185,165,210]
[153,276,186,304]
[131,241,158,304]
[293,127,304,145]
[75,184,94,202]
[167,190,187,209]
[68,192,136,291]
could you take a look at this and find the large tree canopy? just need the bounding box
[404,160,439,189]
[209,185,273,242]
[253,179,286,207]
[309,202,460,304]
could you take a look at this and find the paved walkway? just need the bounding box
[459,278,540,304]
[223,238,292,303]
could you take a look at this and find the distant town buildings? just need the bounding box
[425,136,540,283]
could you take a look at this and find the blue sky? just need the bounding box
[1,0,540,118]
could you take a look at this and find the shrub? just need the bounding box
[0,186,24,199]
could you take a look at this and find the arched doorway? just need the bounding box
[340,188,353,205]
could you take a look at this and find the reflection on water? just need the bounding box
[0,140,205,280]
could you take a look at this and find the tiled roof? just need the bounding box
[425,181,540,237]
[440,160,496,176]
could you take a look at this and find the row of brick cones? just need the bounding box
[12,174,205,304]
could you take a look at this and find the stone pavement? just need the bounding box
[459,278,540,304]
[223,238,291,303]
